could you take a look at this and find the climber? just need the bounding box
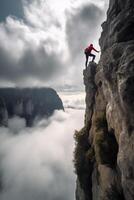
[84,44,99,68]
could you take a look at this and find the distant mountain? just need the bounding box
[0,88,64,126]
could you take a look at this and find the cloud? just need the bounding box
[8,116,26,133]
[62,3,105,87]
[0,0,107,88]
[0,15,67,87]
[0,0,69,87]
[0,109,84,200]
[59,91,85,110]
[66,3,104,60]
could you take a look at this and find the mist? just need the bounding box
[0,108,84,200]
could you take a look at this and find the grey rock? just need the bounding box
[75,0,134,199]
[83,62,97,126]
[0,98,8,126]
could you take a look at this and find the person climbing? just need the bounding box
[84,44,99,68]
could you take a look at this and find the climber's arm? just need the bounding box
[92,47,99,53]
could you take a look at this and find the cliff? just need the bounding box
[0,88,63,126]
[74,0,134,200]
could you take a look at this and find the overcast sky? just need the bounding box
[0,0,109,91]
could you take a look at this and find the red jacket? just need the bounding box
[85,45,98,53]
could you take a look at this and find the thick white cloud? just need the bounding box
[0,15,66,86]
[0,0,108,88]
[8,116,26,133]
[0,108,84,200]
[58,91,85,109]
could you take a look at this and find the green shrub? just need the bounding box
[73,126,94,193]
[85,147,95,161]
[73,128,94,196]
[73,128,90,175]
[74,126,89,146]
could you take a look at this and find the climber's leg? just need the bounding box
[85,53,89,68]
[89,53,96,62]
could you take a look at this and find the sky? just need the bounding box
[0,0,109,91]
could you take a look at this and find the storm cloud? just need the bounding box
[0,14,66,87]
[0,35,65,85]
[0,0,108,88]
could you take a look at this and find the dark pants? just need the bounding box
[85,52,96,68]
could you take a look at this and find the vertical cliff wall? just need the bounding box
[74,0,134,200]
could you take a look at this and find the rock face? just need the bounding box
[0,88,63,126]
[74,0,134,200]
